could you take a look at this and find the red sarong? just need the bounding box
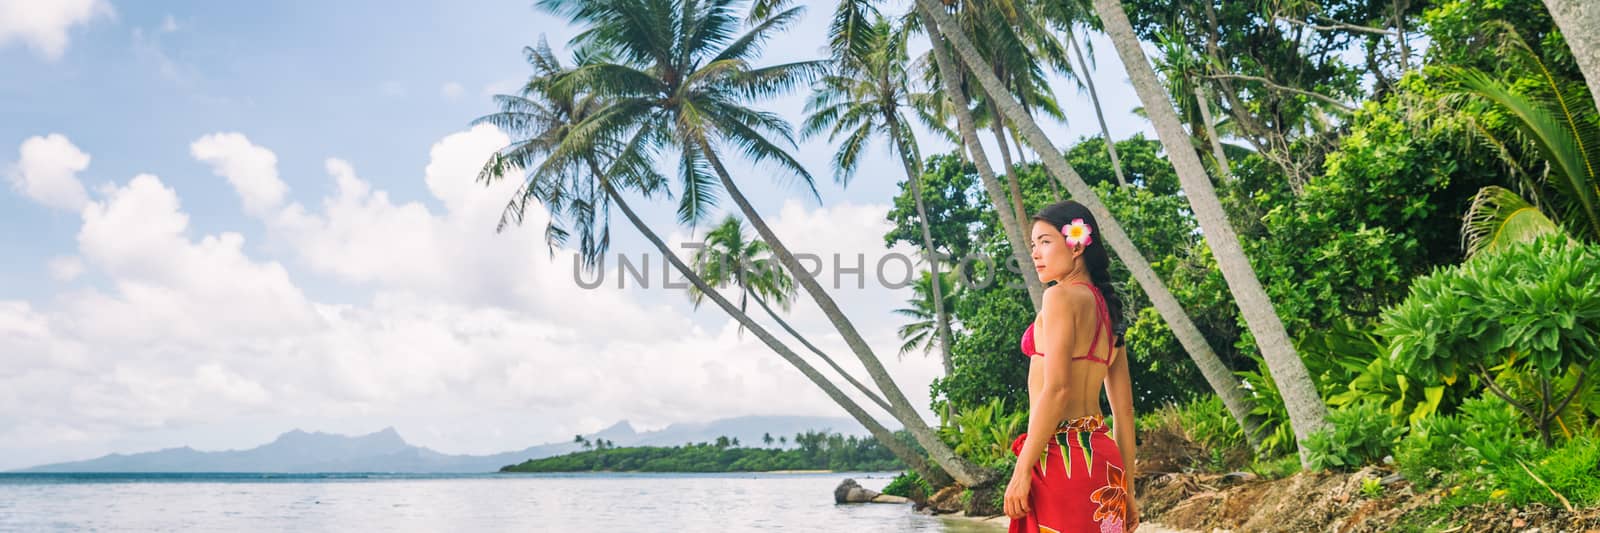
[1008,414,1128,533]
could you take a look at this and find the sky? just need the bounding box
[0,0,1157,470]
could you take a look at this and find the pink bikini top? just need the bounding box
[1020,281,1113,365]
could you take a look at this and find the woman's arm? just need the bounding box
[1104,341,1138,528]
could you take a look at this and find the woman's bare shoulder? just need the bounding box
[1042,282,1096,313]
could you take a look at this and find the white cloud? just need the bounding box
[160,14,177,33]
[8,133,91,211]
[47,256,84,282]
[440,82,464,101]
[0,126,945,470]
[0,0,113,61]
[190,133,288,215]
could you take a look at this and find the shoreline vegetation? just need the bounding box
[484,0,1600,530]
[499,431,907,473]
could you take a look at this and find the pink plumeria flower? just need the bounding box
[1062,218,1093,248]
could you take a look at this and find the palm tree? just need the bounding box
[1449,26,1600,254]
[688,215,893,414]
[894,270,960,365]
[941,0,1070,226]
[905,6,1046,310]
[915,0,1267,450]
[801,16,957,385]
[476,28,953,487]
[1039,0,1129,186]
[1089,0,1330,464]
[1542,0,1600,113]
[539,0,996,487]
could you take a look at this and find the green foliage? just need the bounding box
[1380,235,1600,443]
[1247,454,1303,481]
[1304,400,1408,471]
[885,153,985,262]
[1235,352,1297,457]
[938,397,1027,470]
[1394,414,1470,490]
[500,430,904,473]
[881,470,932,499]
[1496,437,1600,507]
[1454,395,1541,469]
[1252,90,1494,337]
[1462,186,1563,257]
[1137,396,1245,453]
[933,269,1031,415]
[1360,476,1385,499]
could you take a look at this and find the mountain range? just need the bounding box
[13,415,884,473]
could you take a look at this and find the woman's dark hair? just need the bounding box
[1031,200,1125,347]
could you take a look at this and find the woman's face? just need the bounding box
[1030,219,1081,283]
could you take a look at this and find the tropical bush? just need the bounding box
[1380,234,1600,444]
[1303,399,1407,471]
[882,470,933,499]
[937,396,1027,470]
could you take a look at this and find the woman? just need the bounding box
[1007,200,1139,533]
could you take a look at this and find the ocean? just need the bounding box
[0,471,1001,532]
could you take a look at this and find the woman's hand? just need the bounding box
[1003,468,1031,519]
[1126,495,1141,531]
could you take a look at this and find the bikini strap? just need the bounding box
[1070,281,1113,365]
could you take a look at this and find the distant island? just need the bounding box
[14,415,886,473]
[499,430,905,473]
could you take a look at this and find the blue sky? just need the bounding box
[0,0,1155,470]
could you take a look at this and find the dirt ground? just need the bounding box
[1133,466,1600,532]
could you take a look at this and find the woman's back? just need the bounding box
[1021,281,1116,420]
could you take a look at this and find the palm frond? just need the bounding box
[1463,186,1564,257]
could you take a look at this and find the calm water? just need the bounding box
[0,472,1002,532]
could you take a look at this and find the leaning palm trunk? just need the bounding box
[989,110,1030,224]
[886,113,957,380]
[603,182,953,486]
[1194,86,1233,180]
[926,30,1046,310]
[1091,0,1329,464]
[748,290,895,414]
[916,0,1265,449]
[693,136,998,487]
[889,113,960,427]
[1542,0,1600,113]
[1066,28,1128,187]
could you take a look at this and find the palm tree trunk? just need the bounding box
[916,0,1265,450]
[886,113,957,383]
[693,136,998,487]
[992,105,1030,225]
[603,182,953,486]
[1067,28,1128,188]
[1091,0,1329,465]
[748,290,895,415]
[926,29,1045,311]
[1544,0,1600,113]
[988,111,1030,224]
[1194,85,1233,181]
[992,116,1017,175]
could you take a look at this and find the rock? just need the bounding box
[927,485,967,514]
[833,478,884,503]
[964,484,1003,517]
[870,494,910,504]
